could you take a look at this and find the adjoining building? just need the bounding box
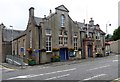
[79,19,106,58]
[0,5,106,64]
[0,23,23,63]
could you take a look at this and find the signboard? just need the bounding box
[20,47,24,52]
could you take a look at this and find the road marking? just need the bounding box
[39,67,49,69]
[7,75,34,80]
[1,66,16,72]
[87,65,110,71]
[112,60,118,62]
[30,67,49,70]
[7,68,76,80]
[45,74,70,80]
[83,74,107,81]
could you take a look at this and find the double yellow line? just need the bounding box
[111,78,120,82]
[0,65,16,70]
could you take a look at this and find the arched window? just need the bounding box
[61,14,65,27]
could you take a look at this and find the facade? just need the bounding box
[79,19,106,58]
[11,5,105,64]
[0,23,23,62]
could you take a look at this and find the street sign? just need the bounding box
[20,47,24,52]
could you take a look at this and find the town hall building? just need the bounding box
[0,5,106,64]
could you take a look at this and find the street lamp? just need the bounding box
[106,23,111,35]
[10,25,14,64]
[106,22,111,42]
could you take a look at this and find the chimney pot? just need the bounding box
[50,9,52,14]
[29,7,34,17]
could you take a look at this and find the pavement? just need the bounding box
[1,53,117,70]
[1,57,97,70]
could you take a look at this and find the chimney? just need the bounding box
[89,18,94,26]
[29,7,34,17]
[83,19,85,24]
[0,23,5,29]
[50,9,52,14]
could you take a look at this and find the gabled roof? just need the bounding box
[55,5,69,12]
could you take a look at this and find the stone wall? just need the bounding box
[110,39,120,54]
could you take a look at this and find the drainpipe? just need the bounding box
[38,25,41,64]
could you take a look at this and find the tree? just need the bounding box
[112,26,120,41]
[105,34,113,41]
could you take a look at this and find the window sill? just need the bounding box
[74,50,78,51]
[61,26,65,28]
[46,51,52,53]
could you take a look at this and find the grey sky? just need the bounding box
[0,0,119,34]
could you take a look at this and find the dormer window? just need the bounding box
[61,14,65,27]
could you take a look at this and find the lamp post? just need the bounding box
[106,22,111,35]
[10,25,14,64]
[106,23,111,41]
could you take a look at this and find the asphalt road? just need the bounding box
[2,53,119,81]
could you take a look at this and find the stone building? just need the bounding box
[0,23,23,62]
[78,18,106,58]
[11,5,105,64]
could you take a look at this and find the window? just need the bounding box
[59,37,63,45]
[23,39,26,56]
[46,36,52,52]
[64,31,67,36]
[92,33,94,38]
[74,38,77,50]
[97,32,100,39]
[59,30,62,36]
[14,42,17,55]
[46,29,51,35]
[18,41,20,56]
[29,30,32,48]
[74,32,77,36]
[85,32,87,38]
[64,37,68,45]
[61,14,65,27]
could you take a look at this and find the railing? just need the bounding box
[6,55,28,66]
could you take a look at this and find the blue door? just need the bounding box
[88,47,90,57]
[60,48,68,61]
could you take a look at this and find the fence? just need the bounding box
[6,55,28,66]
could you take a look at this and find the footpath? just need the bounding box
[1,57,96,70]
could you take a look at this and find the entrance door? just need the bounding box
[60,48,68,61]
[88,47,90,57]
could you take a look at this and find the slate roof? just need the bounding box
[2,29,23,42]
[34,17,43,26]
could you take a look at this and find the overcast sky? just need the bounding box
[0,0,119,34]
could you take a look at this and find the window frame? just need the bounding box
[61,14,65,27]
[74,38,77,51]
[46,36,52,52]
